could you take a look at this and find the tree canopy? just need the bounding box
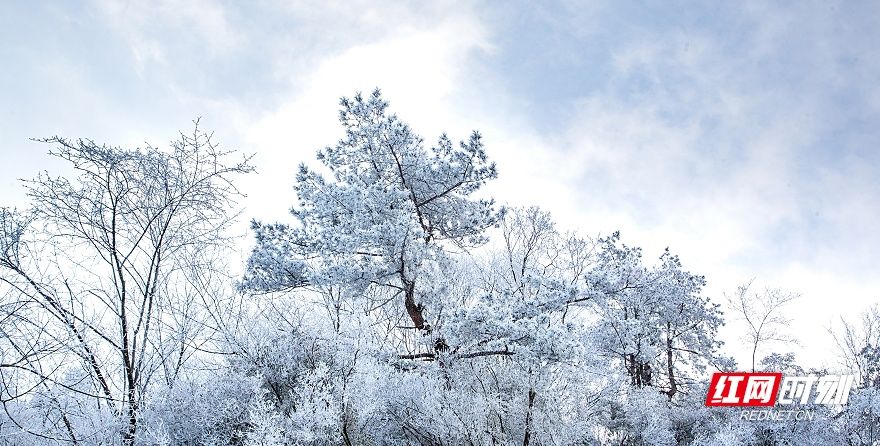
[0,92,873,445]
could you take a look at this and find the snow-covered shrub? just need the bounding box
[140,373,257,445]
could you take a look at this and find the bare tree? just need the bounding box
[828,306,880,445]
[830,305,880,387]
[0,124,253,444]
[726,281,799,372]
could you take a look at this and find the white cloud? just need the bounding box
[4,0,878,371]
[93,0,242,67]
[239,4,492,222]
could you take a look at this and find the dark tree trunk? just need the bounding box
[403,279,425,330]
[665,323,677,400]
[523,388,536,446]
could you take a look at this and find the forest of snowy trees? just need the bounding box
[1,90,879,445]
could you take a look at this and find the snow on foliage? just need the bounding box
[0,91,873,445]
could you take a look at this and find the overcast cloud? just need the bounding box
[2,0,878,368]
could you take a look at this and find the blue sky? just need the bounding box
[2,0,878,368]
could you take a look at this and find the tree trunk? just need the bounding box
[403,279,426,330]
[523,388,536,446]
[665,323,677,400]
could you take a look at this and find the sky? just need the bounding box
[2,0,879,370]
